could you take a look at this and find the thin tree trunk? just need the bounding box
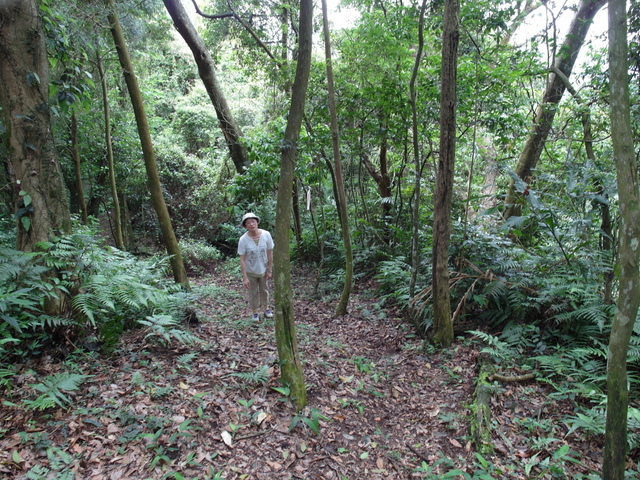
[71,112,88,225]
[106,0,189,287]
[97,52,124,250]
[322,0,352,317]
[292,180,303,256]
[431,0,459,347]
[504,0,606,219]
[273,0,313,411]
[603,0,639,477]
[163,0,250,174]
[408,0,428,300]
[0,0,71,252]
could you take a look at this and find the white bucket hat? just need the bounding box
[241,212,260,227]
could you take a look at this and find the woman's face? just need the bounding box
[244,219,259,231]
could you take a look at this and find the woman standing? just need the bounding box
[238,213,274,321]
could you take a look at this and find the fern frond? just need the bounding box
[138,315,200,346]
[228,365,271,387]
[26,373,92,410]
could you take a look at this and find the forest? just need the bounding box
[0,0,639,478]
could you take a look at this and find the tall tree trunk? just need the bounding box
[408,0,428,301]
[97,52,124,250]
[71,112,88,225]
[504,0,606,219]
[273,0,312,411]
[0,0,72,252]
[162,0,250,174]
[431,0,459,347]
[603,0,639,477]
[106,0,189,287]
[322,0,352,317]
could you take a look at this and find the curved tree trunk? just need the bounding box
[0,0,71,252]
[273,0,312,411]
[106,0,189,287]
[162,0,250,174]
[322,0,352,317]
[603,0,639,478]
[504,0,606,219]
[431,0,459,348]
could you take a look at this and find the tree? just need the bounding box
[431,0,459,347]
[0,0,72,252]
[96,51,125,250]
[603,0,640,477]
[321,0,353,317]
[162,0,250,174]
[105,0,189,287]
[504,0,606,219]
[408,0,428,301]
[272,0,313,411]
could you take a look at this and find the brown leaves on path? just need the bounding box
[0,268,604,479]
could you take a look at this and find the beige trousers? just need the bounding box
[247,275,269,313]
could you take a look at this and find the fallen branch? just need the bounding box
[487,372,536,383]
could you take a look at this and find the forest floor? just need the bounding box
[0,265,615,479]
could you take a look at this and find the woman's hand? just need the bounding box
[243,276,250,288]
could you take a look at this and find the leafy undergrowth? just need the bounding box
[0,267,623,479]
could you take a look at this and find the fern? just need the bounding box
[24,373,92,410]
[469,330,518,365]
[177,352,198,369]
[228,365,271,387]
[138,315,200,347]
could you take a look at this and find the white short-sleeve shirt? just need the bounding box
[238,230,274,277]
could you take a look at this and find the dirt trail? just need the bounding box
[1,268,601,479]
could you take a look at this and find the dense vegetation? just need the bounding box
[1,0,640,477]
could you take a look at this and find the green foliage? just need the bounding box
[375,256,413,307]
[0,229,199,366]
[23,372,91,411]
[138,315,200,347]
[228,365,271,388]
[179,239,222,275]
[289,408,329,435]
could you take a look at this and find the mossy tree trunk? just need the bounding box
[0,0,72,252]
[321,0,352,317]
[97,52,124,250]
[106,0,188,287]
[603,0,640,478]
[273,0,313,411]
[503,0,606,219]
[162,0,250,174]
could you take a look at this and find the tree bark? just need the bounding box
[71,112,88,225]
[322,0,353,317]
[504,0,606,219]
[408,0,428,300]
[97,52,124,250]
[106,0,189,287]
[273,0,312,411]
[0,0,71,252]
[431,0,459,347]
[603,0,639,477]
[162,0,250,174]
